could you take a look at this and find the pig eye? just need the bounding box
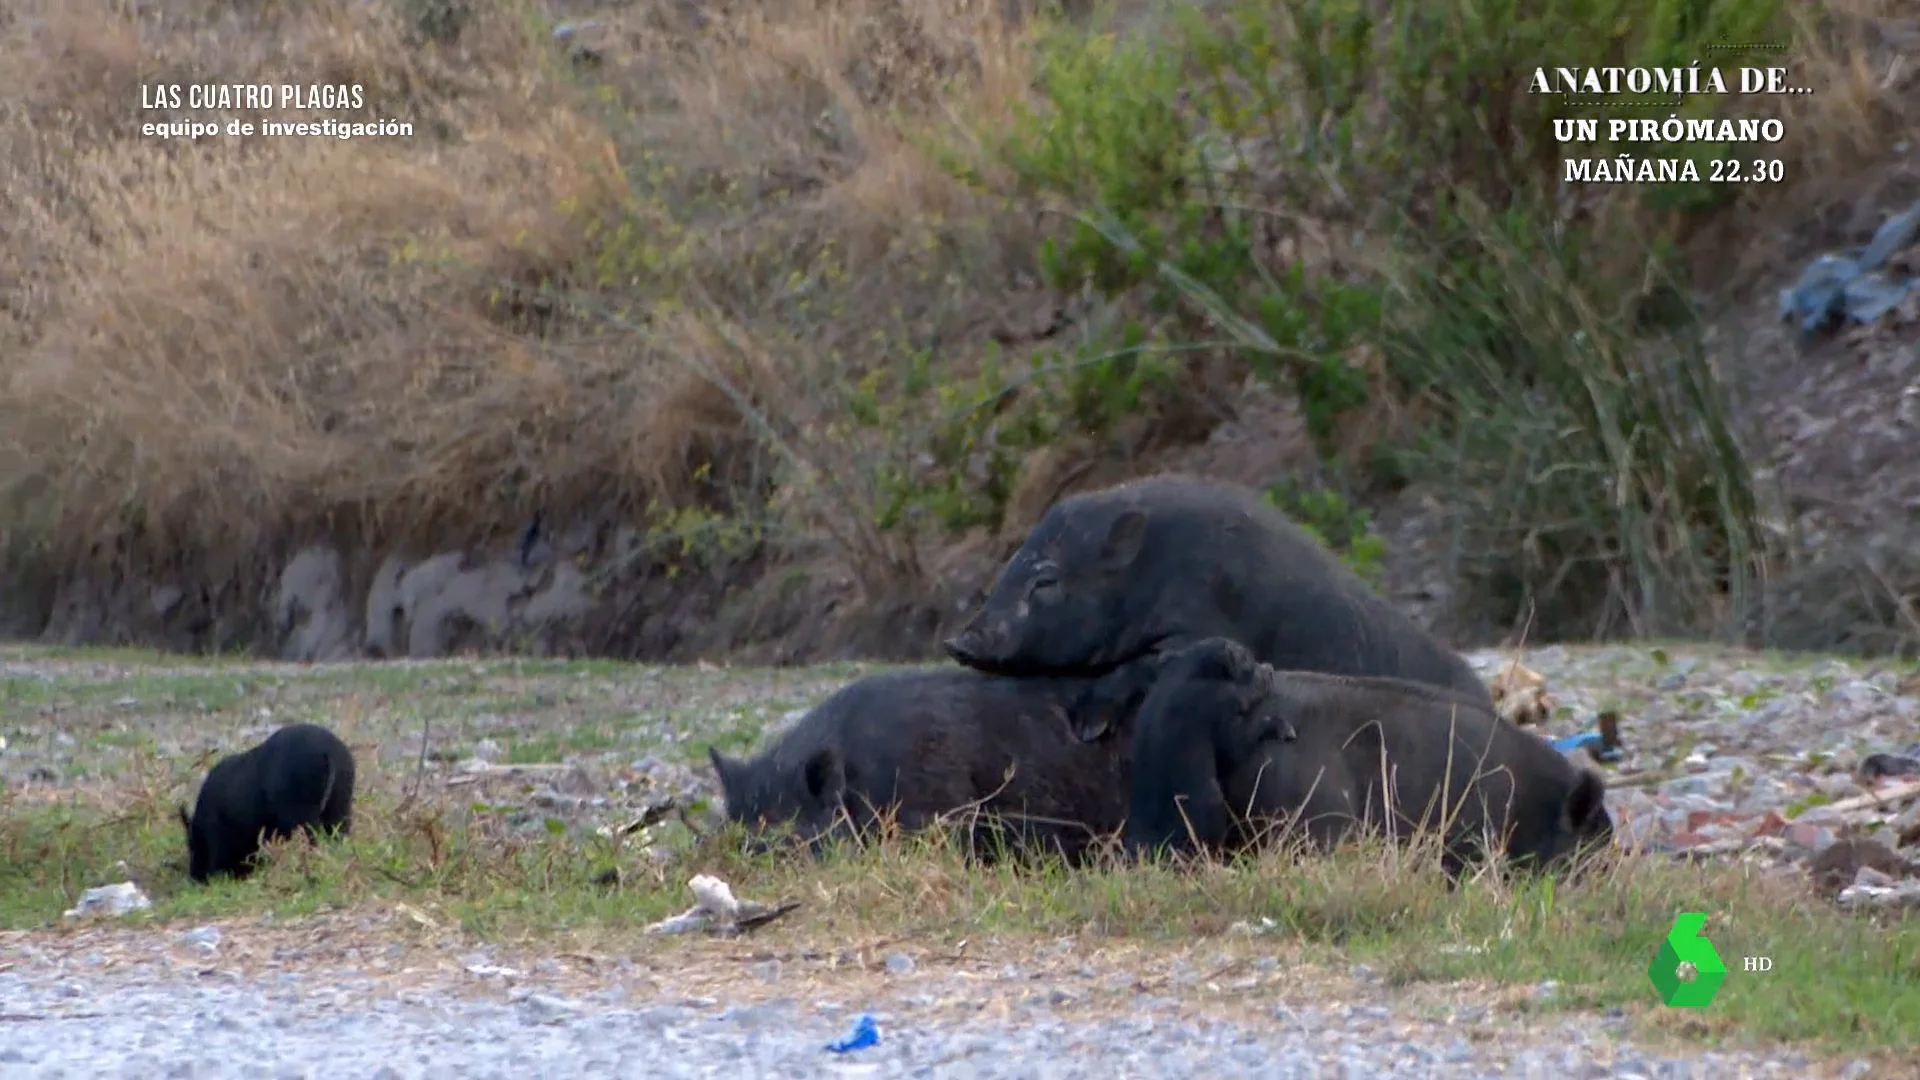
[1027,573,1061,603]
[1250,712,1295,744]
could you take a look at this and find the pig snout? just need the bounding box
[943,628,989,665]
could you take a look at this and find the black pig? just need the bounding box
[179,722,356,883]
[706,664,1154,864]
[1112,638,1612,879]
[945,474,1494,711]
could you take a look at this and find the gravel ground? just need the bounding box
[0,936,1862,1080]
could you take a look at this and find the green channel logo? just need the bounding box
[1648,912,1728,1008]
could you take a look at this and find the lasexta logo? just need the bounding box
[1648,912,1728,1008]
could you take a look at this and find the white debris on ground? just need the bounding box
[62,881,153,920]
[1838,866,1920,910]
[1468,647,1920,911]
[643,874,800,937]
[1487,659,1554,728]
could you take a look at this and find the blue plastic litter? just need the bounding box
[1548,730,1623,763]
[1778,199,1920,335]
[826,1013,879,1054]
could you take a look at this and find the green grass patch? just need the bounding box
[2,783,1912,1054]
[5,645,1913,1057]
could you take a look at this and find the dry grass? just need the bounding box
[0,0,1040,578]
[7,764,1919,1055]
[1698,0,1919,288]
[2,643,1917,1054]
[1,0,1916,649]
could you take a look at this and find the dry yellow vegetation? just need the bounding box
[0,0,1912,657]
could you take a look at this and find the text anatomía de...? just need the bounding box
[142,84,365,111]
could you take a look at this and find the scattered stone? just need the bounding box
[465,963,523,980]
[593,796,681,840]
[1466,649,1920,901]
[182,926,220,954]
[513,991,582,1025]
[1810,839,1912,897]
[883,954,915,976]
[1838,867,1920,911]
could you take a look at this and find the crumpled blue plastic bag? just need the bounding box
[826,1013,879,1054]
[1548,730,1623,764]
[1778,200,1920,335]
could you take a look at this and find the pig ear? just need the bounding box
[1070,660,1159,742]
[802,748,846,804]
[1251,716,1296,744]
[1565,770,1608,832]
[1098,509,1148,569]
[707,747,738,789]
[1169,636,1253,683]
[1065,689,1119,743]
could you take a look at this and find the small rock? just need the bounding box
[1663,776,1715,798]
[182,925,220,953]
[884,953,915,975]
[465,963,522,979]
[1814,773,1859,797]
[1810,838,1911,896]
[556,763,602,796]
[528,786,580,810]
[1786,821,1837,854]
[516,992,582,1025]
[1854,866,1901,888]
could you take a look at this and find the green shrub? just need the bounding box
[953,0,1788,638]
[1375,193,1771,637]
[1264,480,1389,591]
[846,325,1183,534]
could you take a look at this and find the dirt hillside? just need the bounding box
[1,0,1916,664]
